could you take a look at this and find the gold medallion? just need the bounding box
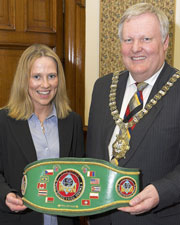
[112,133,130,160]
[109,70,180,164]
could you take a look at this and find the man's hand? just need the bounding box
[5,192,27,213]
[118,184,159,215]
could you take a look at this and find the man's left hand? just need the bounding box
[118,184,159,215]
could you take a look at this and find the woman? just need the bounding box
[0,44,84,225]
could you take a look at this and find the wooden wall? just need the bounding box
[64,0,85,124]
[0,0,85,126]
[0,0,63,106]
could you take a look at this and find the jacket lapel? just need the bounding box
[8,118,37,163]
[119,102,163,167]
[119,63,174,166]
[58,117,72,157]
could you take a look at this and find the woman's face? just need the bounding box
[28,56,58,112]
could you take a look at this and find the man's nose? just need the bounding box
[132,40,142,52]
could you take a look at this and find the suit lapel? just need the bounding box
[119,102,163,166]
[8,118,37,163]
[119,63,173,166]
[58,117,72,157]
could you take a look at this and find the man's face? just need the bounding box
[121,13,169,82]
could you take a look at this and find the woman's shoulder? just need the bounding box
[0,109,10,128]
[0,108,8,120]
[58,111,83,130]
[66,111,81,121]
[59,111,81,121]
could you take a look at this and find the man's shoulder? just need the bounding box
[163,62,178,76]
[95,70,128,86]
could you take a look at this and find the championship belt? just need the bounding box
[21,158,140,216]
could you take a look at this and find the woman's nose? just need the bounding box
[41,78,50,88]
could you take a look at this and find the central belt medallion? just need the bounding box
[54,169,84,202]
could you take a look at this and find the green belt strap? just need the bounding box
[21,157,140,216]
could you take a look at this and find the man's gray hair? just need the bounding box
[118,3,169,42]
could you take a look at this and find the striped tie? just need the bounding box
[124,82,148,133]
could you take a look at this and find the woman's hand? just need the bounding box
[5,192,27,213]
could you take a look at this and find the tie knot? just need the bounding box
[136,82,148,92]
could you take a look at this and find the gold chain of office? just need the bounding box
[109,70,180,164]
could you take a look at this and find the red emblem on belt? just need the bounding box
[54,169,84,202]
[116,177,137,198]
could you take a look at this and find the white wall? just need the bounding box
[85,0,180,125]
[174,1,180,70]
[85,0,100,125]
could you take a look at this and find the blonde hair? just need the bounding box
[118,3,169,42]
[5,43,71,120]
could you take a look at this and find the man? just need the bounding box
[86,3,180,225]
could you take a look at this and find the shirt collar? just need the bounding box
[28,104,57,121]
[127,63,165,87]
[47,104,57,119]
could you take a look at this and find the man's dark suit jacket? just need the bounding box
[0,110,84,225]
[86,62,180,225]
